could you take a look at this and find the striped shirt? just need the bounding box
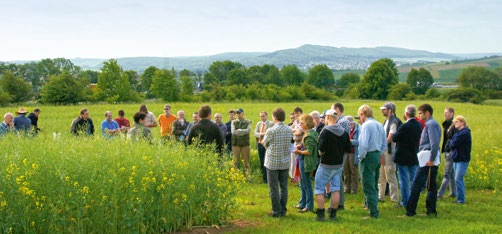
[263,122,293,170]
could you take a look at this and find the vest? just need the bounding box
[232,119,250,146]
[384,115,400,154]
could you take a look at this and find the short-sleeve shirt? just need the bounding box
[144,111,157,128]
[158,114,177,137]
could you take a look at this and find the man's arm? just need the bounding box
[254,122,262,139]
[428,123,441,163]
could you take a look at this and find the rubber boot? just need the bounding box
[315,208,325,222]
[328,207,338,220]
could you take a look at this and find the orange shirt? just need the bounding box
[158,114,178,137]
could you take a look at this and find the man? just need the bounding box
[114,110,131,133]
[139,104,157,129]
[392,105,422,207]
[101,111,120,138]
[214,113,227,141]
[231,108,252,178]
[0,112,14,138]
[406,104,441,217]
[290,107,304,179]
[310,111,325,134]
[438,107,457,199]
[254,111,274,183]
[225,109,236,154]
[13,108,31,134]
[378,102,399,204]
[127,112,152,143]
[314,110,351,221]
[357,104,387,219]
[172,110,188,141]
[187,105,224,154]
[158,104,178,139]
[263,108,293,217]
[71,108,95,136]
[28,108,41,134]
[184,112,199,141]
[331,103,351,210]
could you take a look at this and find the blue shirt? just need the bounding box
[13,115,31,133]
[419,117,442,163]
[358,117,387,160]
[101,119,120,137]
[0,122,12,138]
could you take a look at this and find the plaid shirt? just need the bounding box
[263,122,293,170]
[337,114,351,134]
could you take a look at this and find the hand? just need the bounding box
[425,161,435,166]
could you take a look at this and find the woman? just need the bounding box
[448,115,471,204]
[293,114,318,213]
[138,104,157,129]
[343,116,360,194]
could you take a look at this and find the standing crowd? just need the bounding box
[0,102,472,221]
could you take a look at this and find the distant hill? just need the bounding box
[5,44,499,73]
[65,44,462,72]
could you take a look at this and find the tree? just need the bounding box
[388,83,412,100]
[140,66,159,93]
[81,70,100,83]
[96,59,140,103]
[262,65,283,86]
[247,65,265,84]
[306,64,335,90]
[150,69,179,101]
[180,75,194,97]
[40,71,89,105]
[206,60,244,85]
[337,72,360,88]
[281,65,305,86]
[359,58,399,100]
[406,68,434,95]
[457,66,500,90]
[227,68,250,86]
[125,70,140,92]
[0,71,32,102]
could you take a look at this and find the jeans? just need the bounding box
[397,164,418,207]
[257,143,267,183]
[360,151,381,218]
[454,162,469,203]
[267,168,289,216]
[298,156,314,210]
[438,152,456,198]
[406,166,438,216]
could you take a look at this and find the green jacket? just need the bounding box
[304,129,319,172]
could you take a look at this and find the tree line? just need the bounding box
[1,57,501,106]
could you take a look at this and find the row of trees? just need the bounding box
[1,57,501,106]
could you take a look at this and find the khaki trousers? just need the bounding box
[378,152,399,202]
[233,145,250,176]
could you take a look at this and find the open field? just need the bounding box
[1,100,501,233]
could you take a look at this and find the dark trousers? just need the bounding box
[267,168,289,216]
[360,151,381,218]
[406,166,438,216]
[257,143,267,183]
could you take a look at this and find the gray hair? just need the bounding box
[4,112,13,118]
[310,110,321,119]
[405,104,417,118]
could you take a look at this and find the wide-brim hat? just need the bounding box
[16,107,28,115]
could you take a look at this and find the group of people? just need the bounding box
[0,107,41,137]
[257,102,472,221]
[1,102,472,221]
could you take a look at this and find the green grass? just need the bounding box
[226,182,501,233]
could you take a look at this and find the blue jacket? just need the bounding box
[14,115,31,133]
[449,128,472,163]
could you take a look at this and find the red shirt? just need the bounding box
[114,117,130,128]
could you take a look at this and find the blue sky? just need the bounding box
[1,0,501,61]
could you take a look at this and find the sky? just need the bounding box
[1,0,501,61]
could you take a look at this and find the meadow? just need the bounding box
[1,100,501,233]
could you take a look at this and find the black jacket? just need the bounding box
[392,118,422,166]
[187,119,224,154]
[318,125,351,166]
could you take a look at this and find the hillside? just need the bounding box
[397,56,502,83]
[65,44,460,72]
